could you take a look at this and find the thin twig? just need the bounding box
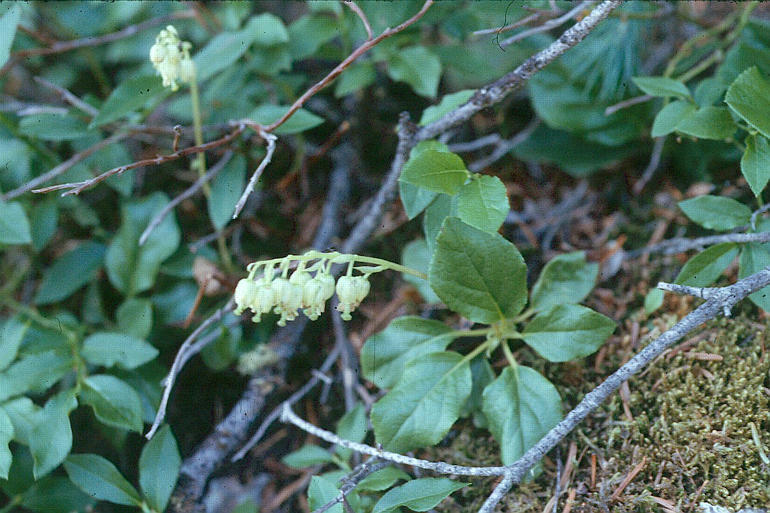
[265,0,434,133]
[145,301,234,440]
[33,123,245,196]
[625,231,770,259]
[449,133,503,153]
[33,76,99,117]
[473,13,541,37]
[633,136,665,195]
[605,94,654,116]
[232,126,276,219]
[139,151,233,246]
[1,132,129,201]
[467,118,540,172]
[344,1,373,40]
[499,1,595,48]
[230,344,341,462]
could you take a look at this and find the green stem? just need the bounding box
[450,328,494,337]
[501,339,518,369]
[249,251,427,280]
[511,307,537,324]
[663,9,740,78]
[674,49,722,83]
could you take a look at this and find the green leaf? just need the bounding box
[282,444,334,469]
[0,350,72,402]
[399,150,469,195]
[674,243,739,287]
[644,288,664,314]
[287,14,338,60]
[456,175,509,233]
[459,356,496,420]
[81,375,144,432]
[81,332,158,370]
[632,76,691,99]
[530,251,598,312]
[1,397,40,445]
[739,242,770,312]
[399,181,437,220]
[31,392,77,479]
[64,453,141,506]
[34,241,106,304]
[334,60,376,98]
[0,200,32,245]
[387,46,442,98]
[371,351,471,453]
[401,239,440,303]
[429,217,527,323]
[423,194,456,255]
[307,475,342,513]
[355,466,411,492]
[0,317,28,371]
[249,104,324,135]
[89,75,166,128]
[674,106,736,140]
[19,114,92,141]
[0,407,13,479]
[194,29,257,82]
[651,100,696,138]
[116,298,153,339]
[29,198,59,251]
[694,76,726,107]
[419,90,474,125]
[139,424,181,512]
[20,476,95,513]
[522,304,615,362]
[208,154,246,230]
[335,403,367,460]
[0,6,21,68]
[105,192,181,295]
[725,66,770,139]
[201,325,242,371]
[247,12,290,46]
[482,366,562,465]
[371,478,467,513]
[741,134,770,197]
[678,195,751,231]
[361,316,455,389]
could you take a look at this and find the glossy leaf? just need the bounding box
[371,351,471,453]
[0,351,72,402]
[81,375,143,432]
[739,242,770,312]
[632,76,691,99]
[105,192,181,295]
[34,241,106,305]
[64,453,141,506]
[0,407,13,479]
[139,424,181,512]
[249,104,324,135]
[372,478,467,513]
[208,154,246,230]
[81,332,158,370]
[387,46,441,98]
[0,201,32,245]
[89,75,166,128]
[482,366,562,465]
[419,90,473,125]
[1,397,40,445]
[398,141,450,219]
[399,150,469,195]
[361,316,455,389]
[725,66,770,139]
[31,392,77,479]
[116,298,153,339]
[674,243,739,287]
[678,195,751,231]
[355,466,411,492]
[675,106,735,140]
[522,304,615,362]
[456,175,509,233]
[0,317,27,371]
[530,251,598,312]
[741,134,770,197]
[429,217,527,323]
[282,445,334,468]
[20,476,94,513]
[307,475,342,513]
[651,100,696,138]
[401,239,440,303]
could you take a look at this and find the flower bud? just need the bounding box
[233,279,258,315]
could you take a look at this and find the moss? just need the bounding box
[430,314,770,512]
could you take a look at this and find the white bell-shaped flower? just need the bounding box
[272,277,303,326]
[234,279,258,315]
[249,278,276,323]
[335,275,370,321]
[302,273,336,320]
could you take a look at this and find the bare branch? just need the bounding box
[632,136,665,195]
[33,76,99,117]
[473,13,541,37]
[232,127,276,220]
[139,151,233,246]
[604,94,653,116]
[499,1,596,48]
[625,231,770,259]
[467,118,540,173]
[311,459,390,513]
[344,1,373,40]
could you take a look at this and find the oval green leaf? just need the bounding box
[456,175,510,233]
[522,304,615,362]
[725,66,770,139]
[372,478,467,513]
[674,243,739,287]
[400,150,469,195]
[530,251,598,312]
[139,424,181,512]
[81,375,143,432]
[81,332,158,370]
[632,76,691,99]
[678,195,751,231]
[64,453,141,506]
[741,134,770,197]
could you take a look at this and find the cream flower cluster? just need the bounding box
[234,258,372,326]
[149,25,194,91]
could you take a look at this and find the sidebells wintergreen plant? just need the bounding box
[149,25,194,92]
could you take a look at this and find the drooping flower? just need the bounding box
[234,279,258,315]
[302,273,336,320]
[335,275,370,321]
[272,277,303,326]
[249,278,276,323]
[149,25,194,91]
